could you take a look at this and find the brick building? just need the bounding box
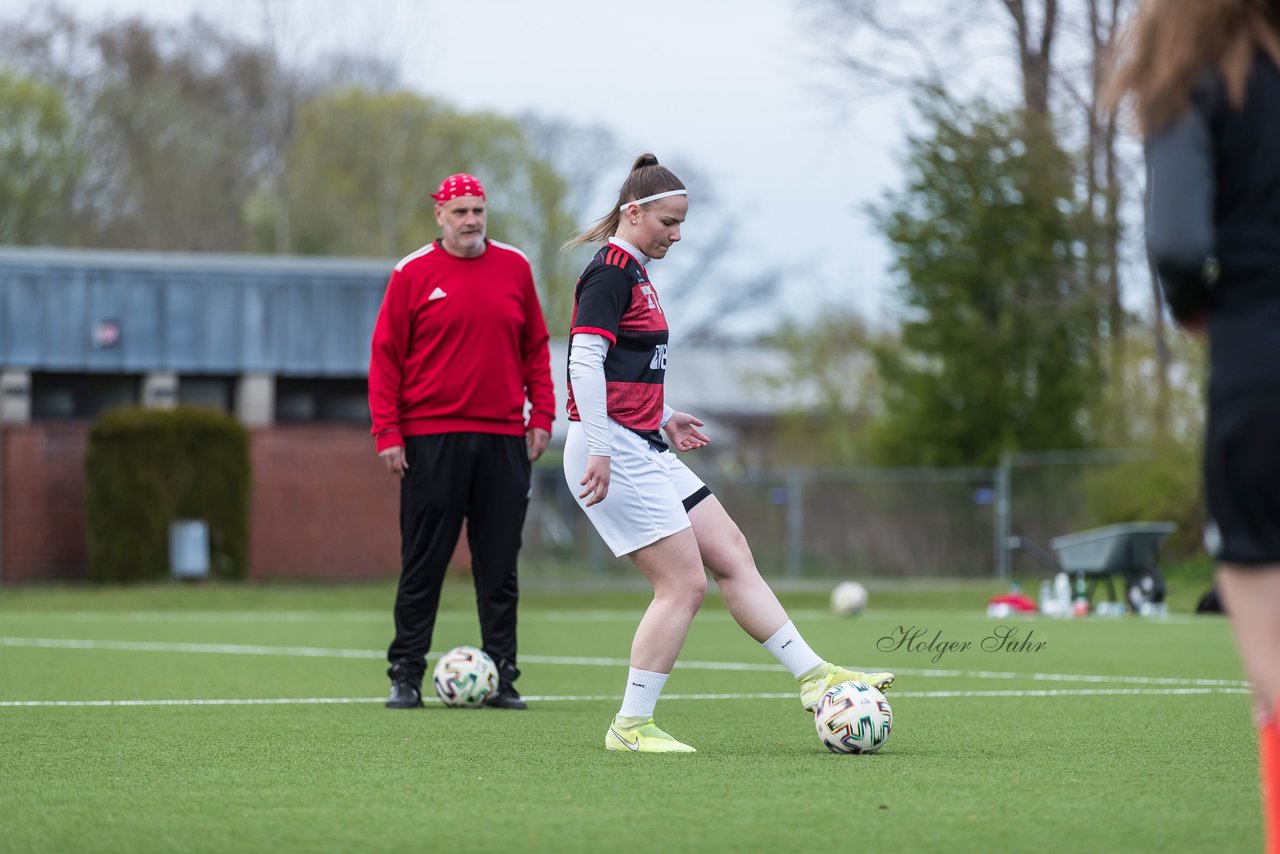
[0,246,817,584]
[0,246,407,583]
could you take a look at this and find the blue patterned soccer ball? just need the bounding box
[432,646,499,708]
[814,680,893,754]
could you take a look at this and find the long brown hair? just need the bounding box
[1107,0,1280,134]
[562,153,686,250]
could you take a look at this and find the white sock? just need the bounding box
[617,667,669,719]
[762,620,824,679]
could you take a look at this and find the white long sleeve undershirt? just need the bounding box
[569,333,674,456]
[568,333,612,456]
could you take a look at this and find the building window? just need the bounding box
[179,376,235,413]
[31,373,141,419]
[275,377,370,424]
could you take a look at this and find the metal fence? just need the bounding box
[522,463,1000,580]
[525,448,1190,583]
[996,448,1189,580]
[0,432,1183,584]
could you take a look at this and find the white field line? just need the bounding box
[51,611,389,623]
[1,636,385,659]
[0,636,1251,689]
[5,608,1215,625]
[0,686,1251,709]
[13,610,828,625]
[9,610,718,624]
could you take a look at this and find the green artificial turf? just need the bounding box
[0,581,1259,853]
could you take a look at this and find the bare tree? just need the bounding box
[804,0,1057,108]
[520,117,781,344]
[1054,0,1170,435]
[1,9,293,251]
[243,0,402,254]
[803,0,1171,441]
[1001,0,1059,116]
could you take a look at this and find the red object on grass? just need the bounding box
[987,593,1039,613]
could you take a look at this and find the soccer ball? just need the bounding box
[814,680,893,754]
[432,646,499,708]
[830,580,868,617]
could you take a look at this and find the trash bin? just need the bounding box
[169,519,210,580]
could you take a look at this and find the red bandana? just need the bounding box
[431,173,485,203]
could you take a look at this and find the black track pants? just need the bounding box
[386,433,531,683]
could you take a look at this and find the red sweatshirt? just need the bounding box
[368,238,555,453]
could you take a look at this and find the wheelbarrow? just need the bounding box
[1007,522,1176,612]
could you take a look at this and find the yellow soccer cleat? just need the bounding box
[799,662,895,712]
[604,717,697,753]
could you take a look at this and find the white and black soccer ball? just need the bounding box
[830,580,868,617]
[432,646,499,708]
[815,680,893,755]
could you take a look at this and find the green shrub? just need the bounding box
[1081,438,1204,559]
[85,407,249,582]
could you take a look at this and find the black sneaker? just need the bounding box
[386,679,424,709]
[483,683,527,710]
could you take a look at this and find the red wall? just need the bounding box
[1,424,91,582]
[247,425,403,581]
[0,422,470,584]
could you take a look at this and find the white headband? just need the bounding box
[619,189,688,211]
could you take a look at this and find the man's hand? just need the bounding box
[526,427,551,461]
[663,411,709,452]
[379,445,408,478]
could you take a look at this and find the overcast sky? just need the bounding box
[2,0,1023,331]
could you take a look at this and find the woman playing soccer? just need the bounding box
[561,153,894,753]
[1110,0,1280,847]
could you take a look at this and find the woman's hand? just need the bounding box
[663,411,709,452]
[578,454,612,506]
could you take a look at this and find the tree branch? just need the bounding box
[1041,0,1059,60]
[1001,0,1029,53]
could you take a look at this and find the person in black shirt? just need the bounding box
[1111,1,1280,846]
[561,154,894,753]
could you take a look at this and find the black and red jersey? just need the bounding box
[566,242,669,437]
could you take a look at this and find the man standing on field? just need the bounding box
[369,173,554,711]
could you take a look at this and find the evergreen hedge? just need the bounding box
[85,407,250,582]
[1081,439,1205,559]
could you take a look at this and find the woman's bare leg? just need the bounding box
[687,496,787,641]
[624,527,707,671]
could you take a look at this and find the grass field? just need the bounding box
[0,580,1260,853]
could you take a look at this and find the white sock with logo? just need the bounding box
[762,620,824,679]
[617,667,669,720]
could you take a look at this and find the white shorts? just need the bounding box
[563,420,708,557]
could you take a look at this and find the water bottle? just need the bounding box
[1072,574,1089,617]
[1053,572,1071,616]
